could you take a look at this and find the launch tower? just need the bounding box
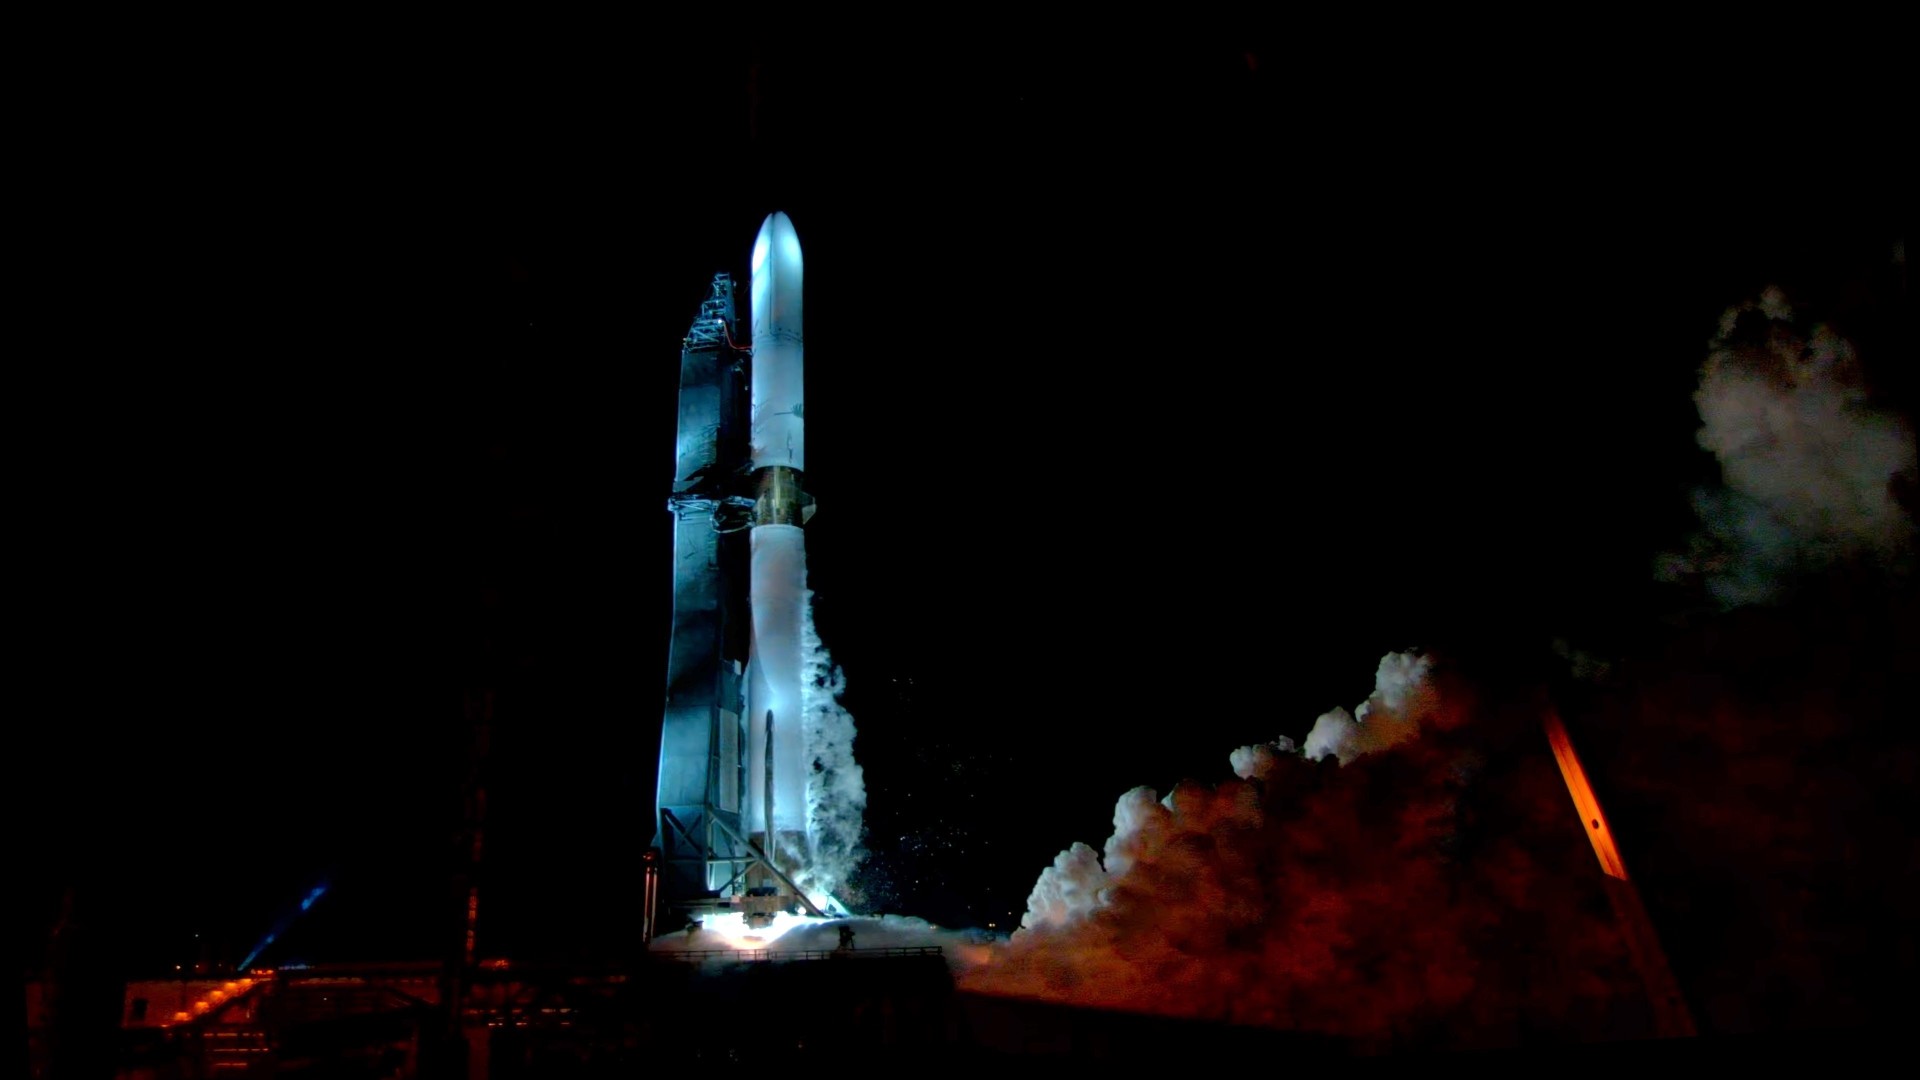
[653,215,824,936]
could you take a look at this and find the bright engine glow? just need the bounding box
[695,910,822,950]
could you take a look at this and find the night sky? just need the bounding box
[21,26,1912,1035]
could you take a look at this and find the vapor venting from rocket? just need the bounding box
[960,653,1646,1048]
[1660,287,1916,605]
[795,587,865,901]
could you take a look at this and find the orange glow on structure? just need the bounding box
[1544,709,1629,879]
[1543,707,1697,1038]
[165,976,263,1027]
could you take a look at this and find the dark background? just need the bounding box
[19,25,1909,979]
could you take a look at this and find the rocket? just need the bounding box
[744,211,814,868]
[652,211,822,925]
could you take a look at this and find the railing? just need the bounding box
[661,946,944,964]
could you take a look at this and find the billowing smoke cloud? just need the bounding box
[1227,736,1294,783]
[1660,287,1916,604]
[795,590,865,901]
[1300,652,1446,764]
[1575,600,1920,1036]
[960,654,1644,1047]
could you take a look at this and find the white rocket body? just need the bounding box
[749,212,804,472]
[747,525,807,833]
[745,212,809,839]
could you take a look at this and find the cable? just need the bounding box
[718,318,753,354]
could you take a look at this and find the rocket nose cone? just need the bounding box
[752,211,802,275]
[760,210,796,239]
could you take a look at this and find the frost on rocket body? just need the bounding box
[1662,287,1916,604]
[963,652,1643,1046]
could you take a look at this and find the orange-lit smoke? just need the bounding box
[959,655,1648,1049]
[1575,601,1920,1036]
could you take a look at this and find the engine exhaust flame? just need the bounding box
[689,910,817,951]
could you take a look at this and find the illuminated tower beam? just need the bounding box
[1543,709,1697,1038]
[654,272,762,912]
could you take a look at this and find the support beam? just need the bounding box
[1544,708,1696,1038]
[709,816,825,918]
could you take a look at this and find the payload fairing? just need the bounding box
[653,213,823,930]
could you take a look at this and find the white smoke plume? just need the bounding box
[795,589,865,900]
[1008,841,1109,933]
[1661,287,1916,604]
[1228,736,1295,782]
[960,652,1641,1045]
[1301,651,1442,764]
